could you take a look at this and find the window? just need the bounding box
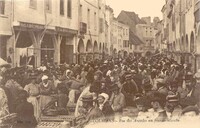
[30,0,37,9]
[87,9,90,29]
[45,0,52,13]
[79,5,82,21]
[123,41,126,48]
[94,12,97,30]
[99,18,104,33]
[0,0,5,14]
[60,0,64,15]
[67,0,72,18]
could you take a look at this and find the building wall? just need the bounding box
[98,0,107,54]
[6,0,80,67]
[0,1,12,61]
[111,19,129,57]
[0,1,12,35]
[161,0,200,71]
[136,24,156,53]
[105,5,114,55]
[13,0,79,30]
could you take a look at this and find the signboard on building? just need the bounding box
[19,22,44,29]
[56,27,78,35]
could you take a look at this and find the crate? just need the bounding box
[40,115,75,122]
[37,122,61,128]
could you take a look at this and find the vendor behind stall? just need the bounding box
[39,75,55,114]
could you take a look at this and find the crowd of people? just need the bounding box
[1,53,200,127]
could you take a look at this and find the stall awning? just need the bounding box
[0,58,10,68]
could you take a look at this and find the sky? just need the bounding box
[106,0,165,20]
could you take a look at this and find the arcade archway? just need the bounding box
[60,37,74,64]
[99,43,102,53]
[86,40,93,61]
[16,31,34,66]
[93,41,98,52]
[190,32,195,52]
[93,41,99,60]
[77,39,85,64]
[86,40,93,53]
[185,34,189,52]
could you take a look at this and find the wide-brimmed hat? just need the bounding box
[98,93,109,100]
[80,95,95,102]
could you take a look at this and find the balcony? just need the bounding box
[80,22,87,34]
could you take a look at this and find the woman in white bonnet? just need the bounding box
[39,75,55,113]
[98,93,114,118]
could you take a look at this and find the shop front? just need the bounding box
[56,27,77,65]
[86,40,93,62]
[40,34,55,65]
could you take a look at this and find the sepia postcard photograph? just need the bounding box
[0,0,200,128]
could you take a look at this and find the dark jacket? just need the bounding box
[101,101,114,117]
[15,100,37,126]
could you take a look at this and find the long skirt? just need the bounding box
[27,96,39,121]
[39,95,53,115]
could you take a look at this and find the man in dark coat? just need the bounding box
[121,74,138,106]
[78,94,104,127]
[15,90,37,128]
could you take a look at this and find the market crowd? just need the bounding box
[0,53,200,127]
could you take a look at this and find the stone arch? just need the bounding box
[77,39,85,64]
[102,43,105,52]
[190,31,195,52]
[99,43,102,52]
[86,40,93,53]
[124,51,128,57]
[93,41,98,52]
[185,34,189,52]
[113,48,117,54]
[173,41,176,51]
[16,31,33,48]
[181,36,185,51]
[78,39,84,53]
[15,31,35,67]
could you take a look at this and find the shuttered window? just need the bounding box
[0,0,5,14]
